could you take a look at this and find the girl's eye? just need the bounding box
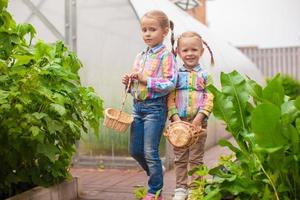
[149,27,156,31]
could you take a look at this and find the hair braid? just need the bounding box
[169,20,176,56]
[202,40,215,66]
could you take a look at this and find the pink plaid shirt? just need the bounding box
[130,44,177,100]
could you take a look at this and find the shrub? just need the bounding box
[0,0,103,198]
[190,71,300,200]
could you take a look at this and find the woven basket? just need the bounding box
[164,121,203,149]
[103,108,133,133]
[103,78,133,133]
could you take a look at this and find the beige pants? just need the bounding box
[173,122,207,189]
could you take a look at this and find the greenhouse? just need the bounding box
[2,0,299,199]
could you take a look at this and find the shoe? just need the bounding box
[187,189,195,200]
[172,188,187,200]
[142,193,163,200]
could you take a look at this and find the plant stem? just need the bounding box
[254,154,280,200]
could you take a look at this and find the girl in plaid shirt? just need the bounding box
[167,31,214,200]
[122,10,177,200]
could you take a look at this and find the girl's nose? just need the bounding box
[186,51,193,55]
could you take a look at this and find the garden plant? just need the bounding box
[189,71,300,200]
[0,0,103,198]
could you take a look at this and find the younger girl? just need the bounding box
[122,10,177,200]
[167,32,214,200]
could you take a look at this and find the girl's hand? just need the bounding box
[131,72,147,85]
[192,113,206,127]
[122,74,130,86]
[192,118,202,127]
[171,114,181,122]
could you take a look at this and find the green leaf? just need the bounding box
[32,112,48,119]
[45,117,64,134]
[251,103,287,149]
[220,71,249,131]
[282,124,299,153]
[188,165,209,176]
[12,53,34,66]
[0,89,9,103]
[281,100,299,125]
[296,118,300,133]
[30,126,40,137]
[34,40,54,60]
[50,103,67,116]
[295,96,300,110]
[17,23,36,45]
[246,79,263,103]
[66,120,80,133]
[262,74,284,106]
[208,85,235,133]
[0,0,8,10]
[218,139,242,155]
[37,143,59,162]
[203,188,222,200]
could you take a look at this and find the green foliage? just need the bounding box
[198,71,300,199]
[134,186,147,199]
[0,1,103,198]
[280,75,300,100]
[133,186,162,200]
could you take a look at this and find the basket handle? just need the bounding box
[117,78,131,120]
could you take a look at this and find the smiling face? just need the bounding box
[177,36,204,70]
[140,16,169,48]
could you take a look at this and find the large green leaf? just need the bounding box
[281,100,299,125]
[37,143,59,162]
[208,85,236,133]
[220,71,249,131]
[246,80,263,101]
[262,74,284,106]
[251,103,287,149]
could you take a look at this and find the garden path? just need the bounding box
[71,139,233,200]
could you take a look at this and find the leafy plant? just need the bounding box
[134,186,147,199]
[192,71,299,199]
[0,0,103,198]
[279,75,300,100]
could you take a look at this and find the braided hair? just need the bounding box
[177,31,215,66]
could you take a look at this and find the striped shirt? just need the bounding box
[130,44,177,100]
[167,64,213,119]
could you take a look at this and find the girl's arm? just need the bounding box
[193,74,214,127]
[147,52,177,95]
[198,73,214,117]
[167,90,180,122]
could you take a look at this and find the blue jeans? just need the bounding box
[130,96,167,195]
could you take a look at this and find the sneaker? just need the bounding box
[172,188,188,200]
[187,189,195,200]
[142,193,163,200]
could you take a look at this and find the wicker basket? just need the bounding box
[164,121,204,149]
[103,108,133,133]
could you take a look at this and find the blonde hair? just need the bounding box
[177,31,215,66]
[142,10,176,55]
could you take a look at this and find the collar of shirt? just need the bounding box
[142,43,165,55]
[179,64,202,72]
